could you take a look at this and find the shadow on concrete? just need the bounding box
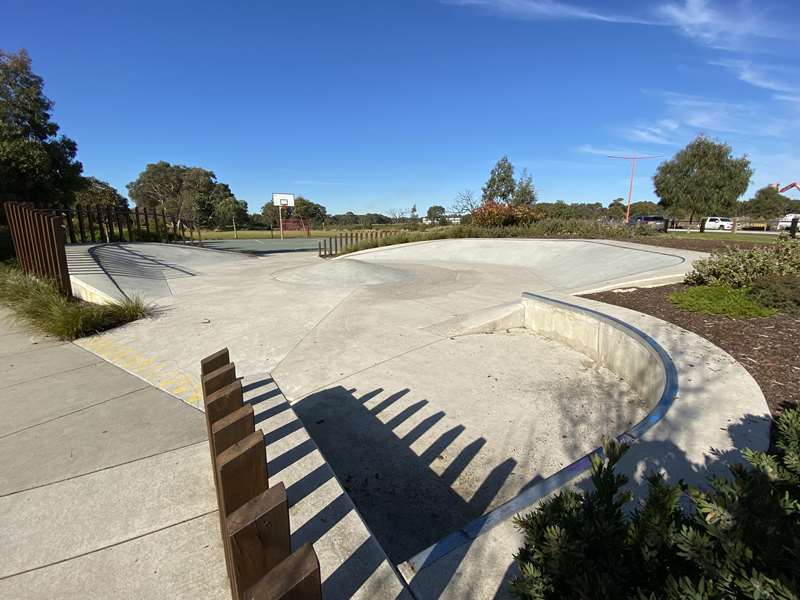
[201,239,319,257]
[292,386,524,561]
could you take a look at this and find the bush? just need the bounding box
[511,408,800,600]
[748,274,800,315]
[472,201,539,227]
[668,285,776,318]
[685,240,800,288]
[0,264,151,339]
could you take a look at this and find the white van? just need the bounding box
[705,217,734,230]
[777,214,800,230]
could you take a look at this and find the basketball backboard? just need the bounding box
[272,193,295,207]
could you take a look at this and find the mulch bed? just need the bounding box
[631,236,771,253]
[584,283,799,416]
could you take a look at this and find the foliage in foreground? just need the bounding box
[0,264,151,339]
[511,408,800,600]
[339,220,657,255]
[685,239,800,288]
[668,285,777,318]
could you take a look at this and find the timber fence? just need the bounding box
[200,349,322,600]
[318,229,392,257]
[3,201,72,295]
[59,205,202,245]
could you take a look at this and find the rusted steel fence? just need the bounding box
[318,229,392,257]
[3,202,72,295]
[200,349,322,600]
[59,205,202,245]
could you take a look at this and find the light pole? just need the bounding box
[607,155,660,223]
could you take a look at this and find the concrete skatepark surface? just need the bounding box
[64,238,770,598]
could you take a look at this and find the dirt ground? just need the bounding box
[585,283,799,416]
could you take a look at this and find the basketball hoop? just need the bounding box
[272,193,296,240]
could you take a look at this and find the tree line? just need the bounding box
[3,47,796,233]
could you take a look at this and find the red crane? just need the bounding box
[779,182,800,194]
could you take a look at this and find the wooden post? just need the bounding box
[143,207,150,236]
[216,431,269,518]
[205,380,245,425]
[227,483,291,598]
[116,208,126,242]
[77,206,87,243]
[243,544,321,600]
[64,209,76,244]
[201,348,230,377]
[87,206,96,243]
[134,206,142,236]
[212,405,255,455]
[202,362,237,399]
[125,209,134,242]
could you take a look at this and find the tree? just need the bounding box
[0,49,83,206]
[212,196,248,231]
[653,136,752,221]
[426,205,446,224]
[261,202,280,228]
[126,161,224,223]
[410,204,419,222]
[512,169,537,206]
[73,177,128,209]
[628,200,663,217]
[482,156,516,204]
[292,196,327,226]
[607,198,626,221]
[452,189,479,215]
[746,186,790,220]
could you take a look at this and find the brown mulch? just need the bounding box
[584,283,799,416]
[631,236,771,253]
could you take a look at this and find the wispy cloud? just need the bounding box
[710,59,799,94]
[575,144,641,157]
[623,126,676,145]
[446,0,791,50]
[443,0,655,25]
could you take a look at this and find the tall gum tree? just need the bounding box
[653,136,752,222]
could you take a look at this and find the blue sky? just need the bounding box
[3,0,798,215]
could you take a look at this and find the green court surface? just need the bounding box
[200,238,320,255]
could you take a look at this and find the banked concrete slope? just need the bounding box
[341,238,706,293]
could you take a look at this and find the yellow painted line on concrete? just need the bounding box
[77,335,203,408]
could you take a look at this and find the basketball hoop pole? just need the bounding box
[278,205,284,240]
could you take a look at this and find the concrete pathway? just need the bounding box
[0,308,228,599]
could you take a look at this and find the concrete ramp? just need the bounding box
[66,243,251,302]
[274,259,408,287]
[342,238,701,293]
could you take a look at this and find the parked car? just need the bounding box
[630,215,666,229]
[705,216,734,230]
[777,214,800,231]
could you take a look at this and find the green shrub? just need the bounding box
[747,274,800,315]
[668,285,776,318]
[511,408,800,600]
[0,264,151,339]
[685,240,800,288]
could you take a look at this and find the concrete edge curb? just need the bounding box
[69,275,122,306]
[399,291,679,580]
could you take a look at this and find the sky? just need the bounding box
[2,0,799,215]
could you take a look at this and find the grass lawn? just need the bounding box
[667,284,776,318]
[199,229,343,240]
